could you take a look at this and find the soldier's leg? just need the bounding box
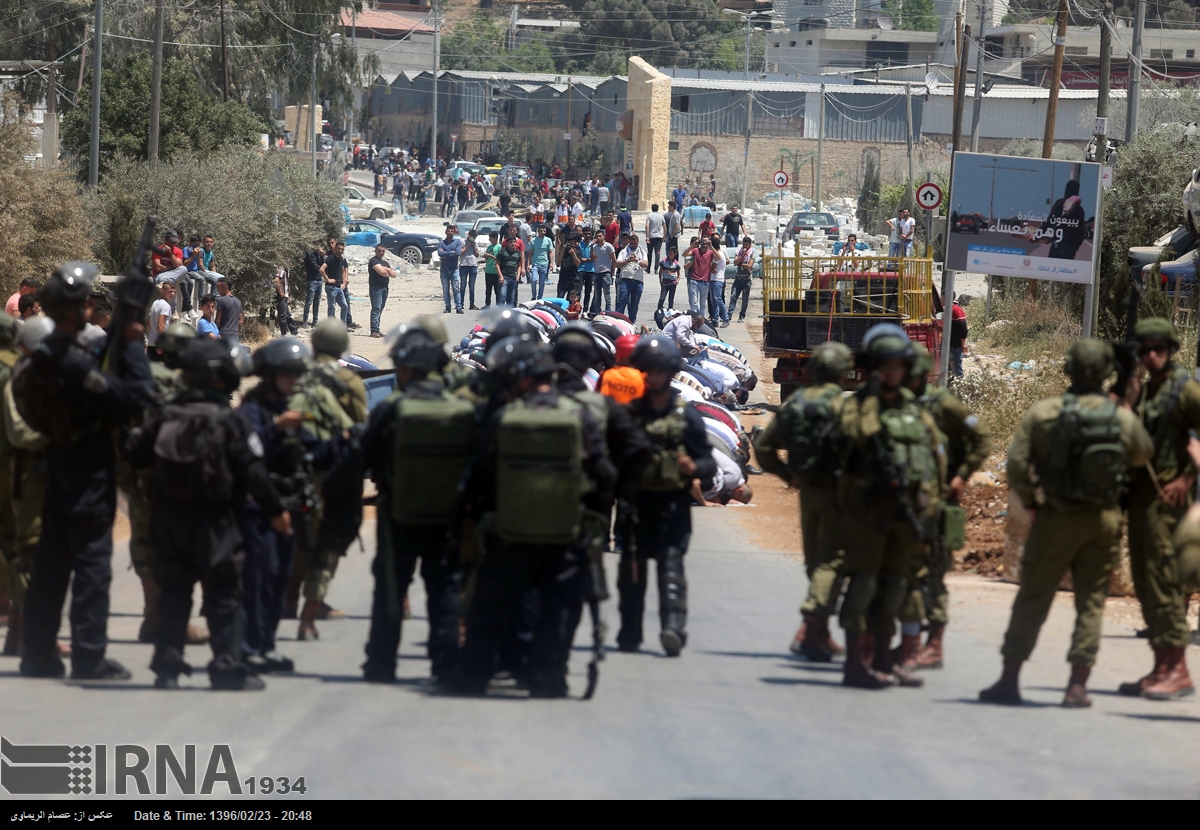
[198,512,257,690]
[363,519,416,682]
[260,527,295,660]
[616,552,649,650]
[66,508,117,676]
[1058,508,1121,707]
[652,495,691,654]
[149,513,198,687]
[1141,497,1190,650]
[19,522,71,676]
[239,510,268,659]
[1126,485,1157,631]
[0,457,14,622]
[7,456,44,657]
[286,544,310,619]
[869,523,923,688]
[797,485,824,579]
[838,515,893,689]
[454,537,536,693]
[128,485,159,643]
[418,527,462,681]
[529,545,586,697]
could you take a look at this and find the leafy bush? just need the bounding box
[88,148,344,312]
[0,95,93,296]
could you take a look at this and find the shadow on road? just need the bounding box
[759,676,838,688]
[1111,712,1200,724]
[931,696,1057,709]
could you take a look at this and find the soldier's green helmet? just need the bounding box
[158,322,197,357]
[909,343,935,375]
[411,314,449,345]
[859,332,912,370]
[810,341,852,383]
[312,318,349,357]
[1133,317,1181,348]
[1063,338,1115,386]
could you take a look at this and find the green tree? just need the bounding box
[62,54,267,178]
[703,31,765,73]
[857,153,881,235]
[0,0,91,109]
[441,14,556,73]
[562,0,734,71]
[882,0,940,31]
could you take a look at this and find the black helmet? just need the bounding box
[630,333,683,373]
[158,322,198,359]
[551,323,602,374]
[483,308,534,355]
[387,322,449,373]
[252,337,311,376]
[485,334,555,383]
[228,342,254,379]
[40,261,98,321]
[179,338,241,395]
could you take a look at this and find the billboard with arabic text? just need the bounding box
[944,153,1101,284]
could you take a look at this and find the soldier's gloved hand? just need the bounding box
[270,511,293,536]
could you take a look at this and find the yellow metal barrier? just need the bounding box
[761,255,936,324]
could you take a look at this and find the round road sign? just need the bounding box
[773,170,789,189]
[916,182,943,211]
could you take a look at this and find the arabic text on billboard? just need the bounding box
[945,153,1101,284]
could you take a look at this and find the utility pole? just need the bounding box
[1126,0,1144,142]
[815,84,825,210]
[88,0,102,186]
[741,89,754,211]
[969,0,986,151]
[148,0,164,166]
[431,0,441,166]
[566,76,573,173]
[952,24,970,151]
[743,15,752,81]
[1097,4,1112,161]
[311,45,318,177]
[951,11,962,147]
[75,27,88,105]
[1042,0,1069,158]
[905,84,914,211]
[219,0,229,102]
[43,39,57,166]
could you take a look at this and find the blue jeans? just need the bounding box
[303,279,322,324]
[503,276,520,306]
[590,272,612,315]
[418,194,427,215]
[529,264,549,300]
[687,279,707,314]
[889,241,913,258]
[440,264,462,311]
[460,265,478,307]
[709,280,728,323]
[616,278,643,322]
[369,284,389,333]
[325,285,348,323]
[950,346,964,379]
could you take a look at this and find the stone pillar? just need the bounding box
[626,56,671,209]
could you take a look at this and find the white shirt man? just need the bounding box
[147,284,174,347]
[571,200,585,219]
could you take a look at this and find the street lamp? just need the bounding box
[722,7,781,81]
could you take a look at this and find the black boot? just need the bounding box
[659,546,688,657]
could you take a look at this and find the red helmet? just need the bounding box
[615,334,640,366]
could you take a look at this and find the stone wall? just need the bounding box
[627,57,672,208]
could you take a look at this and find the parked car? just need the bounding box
[783,211,840,240]
[343,219,439,266]
[1129,225,1195,278]
[1146,249,1197,295]
[343,186,394,220]
[454,209,499,227]
[470,217,511,255]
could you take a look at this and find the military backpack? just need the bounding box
[779,385,843,480]
[878,405,941,496]
[390,392,477,527]
[495,397,584,545]
[152,401,236,502]
[1042,393,1125,506]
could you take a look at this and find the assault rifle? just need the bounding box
[273,443,321,549]
[1111,271,1143,400]
[870,430,929,545]
[103,216,158,376]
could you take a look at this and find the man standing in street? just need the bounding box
[1119,319,1200,700]
[887,208,915,258]
[688,237,713,315]
[498,235,524,307]
[529,225,555,301]
[721,206,745,249]
[321,242,350,324]
[147,282,174,357]
[590,229,615,316]
[671,182,688,212]
[438,225,465,315]
[368,243,395,338]
[645,204,666,277]
[302,242,325,328]
[272,266,298,336]
[615,234,648,323]
[981,339,1152,707]
[664,203,682,267]
[730,237,755,323]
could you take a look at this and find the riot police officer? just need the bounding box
[238,337,346,674]
[128,338,290,690]
[451,335,616,696]
[980,339,1152,707]
[836,327,944,690]
[619,334,715,656]
[17,262,153,680]
[362,319,473,683]
[754,341,854,662]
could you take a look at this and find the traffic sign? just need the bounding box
[916,181,943,211]
[773,170,789,188]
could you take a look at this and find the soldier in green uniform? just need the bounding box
[120,323,209,646]
[290,319,368,640]
[753,341,853,662]
[980,339,1152,708]
[837,327,944,689]
[0,314,24,647]
[1118,318,1200,700]
[895,343,992,671]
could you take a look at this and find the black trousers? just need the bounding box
[484,272,501,306]
[151,505,245,681]
[657,282,677,310]
[21,445,117,674]
[276,296,297,336]
[580,271,593,311]
[239,507,295,657]
[617,491,692,648]
[364,521,461,680]
[647,238,663,274]
[557,269,579,299]
[455,536,585,696]
[729,277,753,320]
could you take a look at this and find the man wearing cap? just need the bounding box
[1119,318,1200,700]
[437,225,465,315]
[152,230,188,287]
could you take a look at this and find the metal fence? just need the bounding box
[762,254,936,323]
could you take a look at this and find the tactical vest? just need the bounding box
[779,383,843,481]
[13,342,101,446]
[290,375,353,441]
[153,401,236,502]
[1141,365,1190,474]
[312,358,366,424]
[1042,393,1126,506]
[390,391,477,527]
[878,405,940,498]
[569,390,609,448]
[495,397,584,545]
[636,402,690,492]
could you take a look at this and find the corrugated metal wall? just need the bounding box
[922,95,1094,139]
